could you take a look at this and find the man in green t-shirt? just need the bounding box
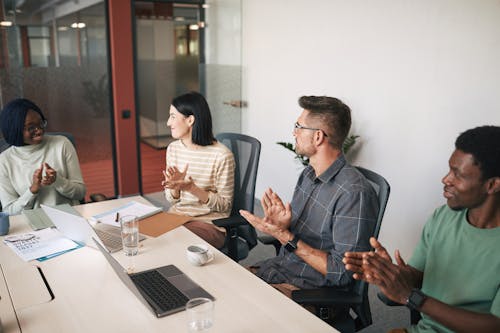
[343,125,500,333]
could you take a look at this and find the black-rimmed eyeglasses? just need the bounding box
[24,120,48,134]
[294,122,328,137]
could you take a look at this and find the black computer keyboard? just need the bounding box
[130,270,189,312]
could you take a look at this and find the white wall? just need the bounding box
[241,0,500,258]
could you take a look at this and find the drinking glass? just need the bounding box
[186,297,214,332]
[120,215,139,256]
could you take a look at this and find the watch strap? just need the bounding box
[284,234,300,252]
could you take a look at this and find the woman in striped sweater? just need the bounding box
[162,92,235,248]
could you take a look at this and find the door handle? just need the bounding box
[223,100,247,108]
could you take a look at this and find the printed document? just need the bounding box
[3,228,80,261]
[89,201,162,227]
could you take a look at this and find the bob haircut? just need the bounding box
[172,91,215,146]
[0,98,46,146]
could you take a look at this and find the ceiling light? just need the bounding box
[71,22,86,29]
[0,21,13,27]
[189,24,199,30]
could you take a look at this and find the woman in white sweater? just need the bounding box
[162,92,235,248]
[0,98,86,215]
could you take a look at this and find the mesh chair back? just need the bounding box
[350,166,391,329]
[216,133,261,249]
[356,166,390,239]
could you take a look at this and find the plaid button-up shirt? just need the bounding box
[256,155,379,289]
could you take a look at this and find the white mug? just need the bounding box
[186,244,214,266]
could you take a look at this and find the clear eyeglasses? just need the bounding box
[24,120,48,134]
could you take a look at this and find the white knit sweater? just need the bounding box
[0,135,86,215]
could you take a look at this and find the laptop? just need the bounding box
[40,204,145,253]
[23,203,80,230]
[93,238,214,317]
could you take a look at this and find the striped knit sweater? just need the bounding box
[164,140,235,221]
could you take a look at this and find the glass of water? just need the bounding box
[120,215,139,256]
[186,297,214,332]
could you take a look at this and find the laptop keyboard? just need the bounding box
[130,270,189,313]
[94,228,122,251]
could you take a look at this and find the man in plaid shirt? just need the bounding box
[241,96,379,298]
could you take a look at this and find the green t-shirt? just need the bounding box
[408,205,500,333]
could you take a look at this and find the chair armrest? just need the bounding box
[257,234,281,255]
[376,292,403,306]
[258,234,278,245]
[377,291,422,324]
[212,215,249,229]
[292,288,363,307]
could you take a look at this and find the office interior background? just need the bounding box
[0,0,499,291]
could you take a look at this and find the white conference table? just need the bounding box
[0,196,339,333]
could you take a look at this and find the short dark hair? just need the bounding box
[172,92,215,146]
[0,98,46,146]
[298,96,351,149]
[455,125,500,180]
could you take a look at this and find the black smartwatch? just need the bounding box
[406,288,427,311]
[284,234,300,252]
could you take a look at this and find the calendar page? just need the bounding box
[3,228,79,261]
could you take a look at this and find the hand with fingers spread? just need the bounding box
[261,188,292,231]
[343,237,391,279]
[240,188,292,243]
[162,164,192,192]
[344,237,422,304]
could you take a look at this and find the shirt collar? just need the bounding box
[306,154,347,183]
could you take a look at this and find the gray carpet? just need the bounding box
[143,192,410,332]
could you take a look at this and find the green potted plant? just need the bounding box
[277,134,360,166]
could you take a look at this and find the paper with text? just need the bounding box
[89,201,163,227]
[3,228,79,261]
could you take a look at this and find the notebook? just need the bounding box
[93,238,214,318]
[40,204,145,253]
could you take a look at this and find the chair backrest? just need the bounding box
[355,166,390,240]
[350,166,391,329]
[216,132,261,249]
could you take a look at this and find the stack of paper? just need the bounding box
[3,228,80,261]
[89,201,163,227]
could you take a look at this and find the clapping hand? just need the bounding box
[343,237,416,304]
[41,163,57,186]
[30,163,57,193]
[240,188,292,240]
[162,164,194,192]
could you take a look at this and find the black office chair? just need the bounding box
[212,133,261,262]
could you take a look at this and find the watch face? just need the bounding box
[408,289,426,309]
[285,242,296,252]
[285,235,299,252]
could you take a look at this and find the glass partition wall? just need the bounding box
[0,0,115,200]
[134,0,242,196]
